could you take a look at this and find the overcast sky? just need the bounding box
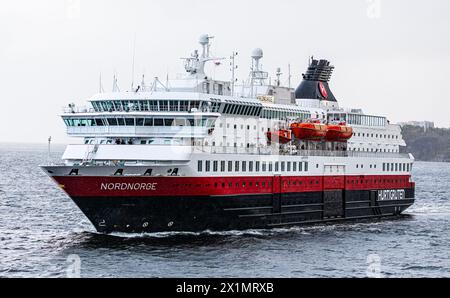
[1,0,449,144]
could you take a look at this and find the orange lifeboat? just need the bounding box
[290,120,328,141]
[325,121,353,142]
[266,129,292,144]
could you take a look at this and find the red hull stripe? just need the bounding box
[53,175,415,198]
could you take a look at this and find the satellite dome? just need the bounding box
[251,48,264,60]
[199,34,210,45]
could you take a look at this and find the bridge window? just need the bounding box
[159,100,169,111]
[125,118,135,126]
[169,101,179,112]
[154,119,164,126]
[144,118,153,126]
[136,118,144,126]
[107,118,118,126]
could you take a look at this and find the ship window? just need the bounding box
[256,161,260,172]
[235,161,240,172]
[125,118,135,126]
[287,162,291,172]
[95,119,104,126]
[144,118,153,126]
[136,118,144,126]
[262,162,267,172]
[305,162,309,172]
[228,161,233,172]
[116,118,125,126]
[249,161,253,172]
[242,161,247,172]
[269,162,273,172]
[281,162,285,172]
[275,162,279,172]
[299,162,303,172]
[213,161,218,172]
[293,162,297,172]
[154,119,164,126]
[169,101,179,112]
[107,118,118,126]
[164,119,174,126]
[205,161,211,172]
[159,100,169,111]
[220,161,225,172]
[198,161,203,172]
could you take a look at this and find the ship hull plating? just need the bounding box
[70,189,415,234]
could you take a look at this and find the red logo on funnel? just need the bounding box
[319,82,328,99]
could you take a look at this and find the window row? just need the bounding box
[382,162,411,172]
[354,132,399,139]
[198,160,309,173]
[330,113,387,127]
[261,109,310,121]
[222,103,262,117]
[91,100,205,113]
[63,117,215,127]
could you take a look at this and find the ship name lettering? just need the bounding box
[377,189,405,201]
[101,183,158,191]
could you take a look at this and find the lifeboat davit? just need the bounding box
[266,129,292,144]
[325,122,353,142]
[290,120,327,141]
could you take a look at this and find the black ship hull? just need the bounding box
[71,188,415,234]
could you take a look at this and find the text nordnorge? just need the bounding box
[101,183,158,191]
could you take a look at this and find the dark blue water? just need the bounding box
[1,143,449,277]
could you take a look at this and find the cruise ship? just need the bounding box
[41,35,415,233]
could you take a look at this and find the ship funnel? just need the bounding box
[295,58,337,102]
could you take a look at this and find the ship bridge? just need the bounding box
[62,91,221,139]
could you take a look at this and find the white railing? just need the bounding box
[199,146,411,159]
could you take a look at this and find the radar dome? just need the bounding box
[199,34,210,45]
[251,48,264,60]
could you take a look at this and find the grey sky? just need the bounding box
[1,0,449,144]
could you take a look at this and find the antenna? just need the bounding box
[230,51,238,97]
[288,64,292,89]
[47,136,52,163]
[131,33,137,91]
[276,67,282,87]
[113,74,120,92]
[99,73,104,93]
[141,74,146,90]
